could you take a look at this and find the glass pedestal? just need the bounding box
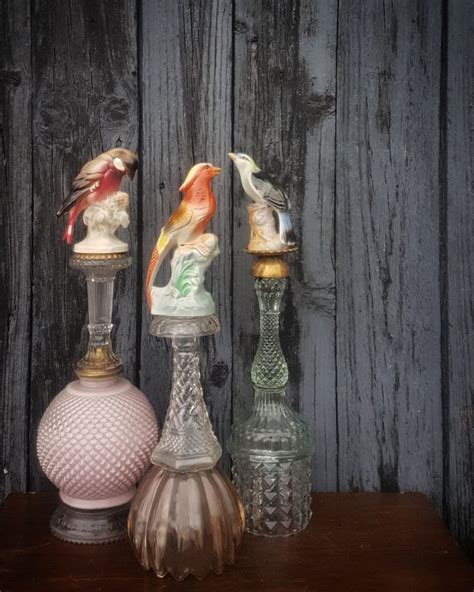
[128,315,244,580]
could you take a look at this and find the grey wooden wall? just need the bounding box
[1,0,472,559]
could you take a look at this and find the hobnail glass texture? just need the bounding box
[229,277,313,536]
[37,378,158,508]
[128,465,244,580]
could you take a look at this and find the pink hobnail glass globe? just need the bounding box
[37,377,159,510]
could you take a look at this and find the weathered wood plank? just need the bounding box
[140,0,234,471]
[0,0,32,498]
[336,1,443,502]
[445,0,474,560]
[29,0,139,490]
[232,0,338,490]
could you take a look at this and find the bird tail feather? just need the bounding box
[278,211,296,246]
[62,209,79,245]
[145,232,172,310]
[62,226,73,245]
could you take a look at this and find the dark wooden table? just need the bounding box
[1,492,472,591]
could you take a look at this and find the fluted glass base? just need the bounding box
[128,465,244,580]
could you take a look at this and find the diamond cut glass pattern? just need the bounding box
[151,336,221,471]
[229,277,313,536]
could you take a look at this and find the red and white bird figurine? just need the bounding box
[57,148,138,244]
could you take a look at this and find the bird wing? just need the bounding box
[250,170,289,212]
[144,202,194,309]
[162,201,194,236]
[56,156,112,217]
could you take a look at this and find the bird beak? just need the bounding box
[211,166,221,176]
[228,152,236,162]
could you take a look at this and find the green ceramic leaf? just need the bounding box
[175,260,195,296]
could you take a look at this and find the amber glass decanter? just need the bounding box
[228,255,313,536]
[128,315,244,580]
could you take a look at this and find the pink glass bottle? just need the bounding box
[37,253,158,543]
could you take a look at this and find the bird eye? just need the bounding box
[204,164,210,169]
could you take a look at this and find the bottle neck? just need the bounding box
[70,255,130,379]
[253,386,289,409]
[86,274,114,348]
[251,278,289,390]
[170,337,201,394]
[151,334,222,471]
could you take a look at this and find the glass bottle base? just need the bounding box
[128,465,244,580]
[49,500,130,544]
[232,455,312,536]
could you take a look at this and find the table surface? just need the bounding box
[1,492,472,592]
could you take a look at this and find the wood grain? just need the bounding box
[0,0,472,561]
[0,0,32,498]
[232,0,338,490]
[140,0,233,471]
[2,492,473,591]
[29,0,139,490]
[445,0,474,560]
[336,1,443,502]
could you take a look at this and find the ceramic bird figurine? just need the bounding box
[229,152,296,246]
[57,148,138,244]
[145,162,221,309]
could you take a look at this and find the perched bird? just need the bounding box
[57,148,138,244]
[145,162,221,309]
[228,152,296,246]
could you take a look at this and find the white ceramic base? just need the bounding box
[73,192,130,254]
[74,236,129,254]
[150,234,218,316]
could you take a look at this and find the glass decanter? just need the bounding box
[37,253,158,543]
[228,261,313,536]
[128,315,244,580]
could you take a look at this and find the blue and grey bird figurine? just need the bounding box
[229,152,296,246]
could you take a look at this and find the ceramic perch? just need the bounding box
[74,191,130,254]
[150,233,219,316]
[129,163,244,580]
[246,202,286,252]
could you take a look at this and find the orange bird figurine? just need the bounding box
[145,162,221,309]
[57,148,138,245]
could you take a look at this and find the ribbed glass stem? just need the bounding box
[87,276,114,349]
[151,336,222,471]
[253,387,286,408]
[70,256,131,378]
